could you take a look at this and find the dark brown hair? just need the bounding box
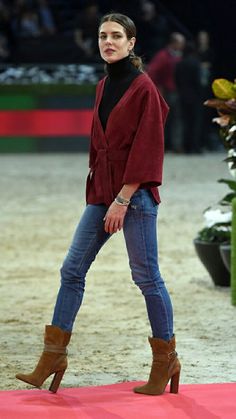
[99,13,143,71]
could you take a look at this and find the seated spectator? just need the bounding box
[11,1,41,38]
[0,0,10,31]
[37,0,56,36]
[137,0,170,62]
[74,1,101,61]
[19,7,41,37]
[0,33,9,61]
[0,0,13,58]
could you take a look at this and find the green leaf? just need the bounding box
[196,226,231,243]
[218,178,236,191]
[219,192,236,205]
[223,156,235,163]
[212,78,236,99]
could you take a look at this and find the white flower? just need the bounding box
[229,125,236,133]
[228,148,236,178]
[216,226,231,232]
[204,209,232,227]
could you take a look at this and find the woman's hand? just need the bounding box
[103,201,128,234]
[103,183,139,234]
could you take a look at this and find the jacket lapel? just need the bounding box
[95,73,145,143]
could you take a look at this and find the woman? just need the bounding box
[16,13,181,396]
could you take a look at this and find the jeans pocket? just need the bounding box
[129,190,158,213]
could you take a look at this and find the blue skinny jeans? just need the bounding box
[52,189,173,341]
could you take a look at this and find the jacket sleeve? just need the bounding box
[122,84,168,187]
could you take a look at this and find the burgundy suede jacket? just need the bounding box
[86,72,169,206]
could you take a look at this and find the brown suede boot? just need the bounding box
[16,325,71,393]
[133,336,181,395]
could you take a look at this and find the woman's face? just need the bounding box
[98,21,135,63]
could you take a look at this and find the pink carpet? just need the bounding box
[0,382,235,419]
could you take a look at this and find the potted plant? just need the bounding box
[194,208,231,286]
[194,78,236,286]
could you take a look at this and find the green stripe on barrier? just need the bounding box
[0,95,37,110]
[0,138,37,152]
[0,84,96,95]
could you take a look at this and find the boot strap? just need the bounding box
[44,344,68,354]
[168,350,177,359]
[154,350,177,361]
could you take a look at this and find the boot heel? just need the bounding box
[49,370,65,393]
[170,371,180,394]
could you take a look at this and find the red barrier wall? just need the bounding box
[0,110,93,136]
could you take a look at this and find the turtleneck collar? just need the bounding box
[106,55,138,79]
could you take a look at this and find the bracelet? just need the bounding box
[115,195,130,206]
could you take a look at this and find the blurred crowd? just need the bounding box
[0,0,172,63]
[0,0,219,153]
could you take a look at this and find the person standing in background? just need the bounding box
[147,32,185,152]
[196,30,217,151]
[175,42,202,154]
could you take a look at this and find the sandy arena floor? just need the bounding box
[1,152,236,391]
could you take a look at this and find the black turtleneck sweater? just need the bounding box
[99,56,141,131]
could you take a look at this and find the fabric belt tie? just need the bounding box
[94,148,129,205]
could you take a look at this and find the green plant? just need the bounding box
[204,78,236,162]
[196,78,236,242]
[196,225,231,243]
